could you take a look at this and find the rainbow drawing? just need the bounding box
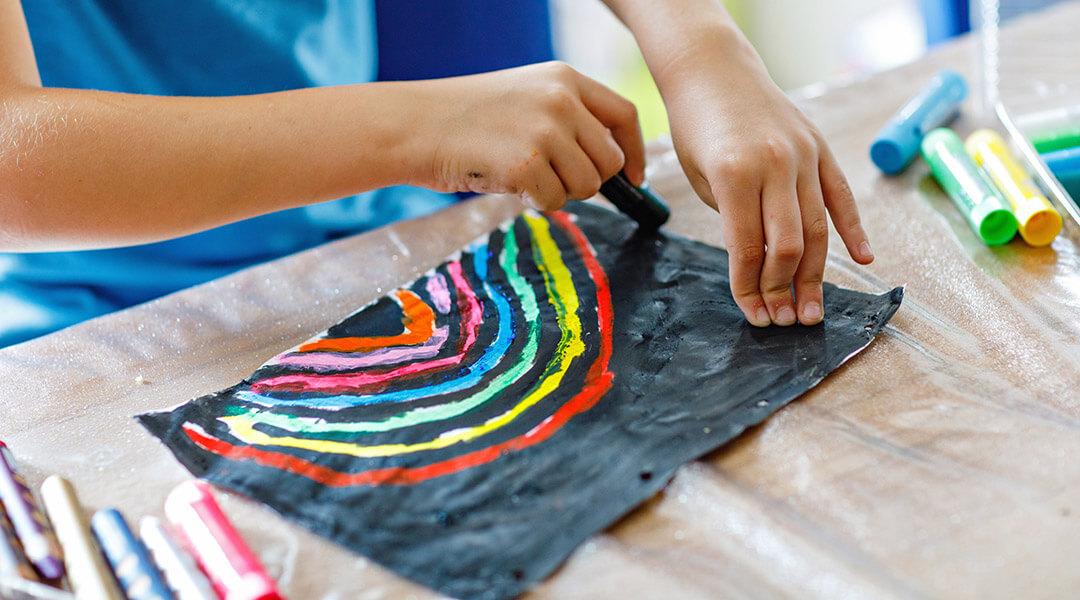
[167,210,614,487]
[139,203,902,600]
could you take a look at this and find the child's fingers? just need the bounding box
[573,70,646,185]
[820,144,874,264]
[714,178,771,327]
[792,165,829,326]
[758,167,802,327]
[518,162,568,212]
[551,143,604,201]
[575,116,626,186]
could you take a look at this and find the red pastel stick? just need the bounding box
[164,481,282,600]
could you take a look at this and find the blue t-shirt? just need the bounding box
[2,0,553,347]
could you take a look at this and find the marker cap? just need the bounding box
[965,129,1062,246]
[871,69,968,174]
[921,128,1018,245]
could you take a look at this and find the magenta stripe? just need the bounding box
[255,261,483,391]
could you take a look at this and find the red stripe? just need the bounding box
[184,212,614,487]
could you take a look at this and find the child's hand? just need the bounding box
[411,62,646,212]
[660,40,874,328]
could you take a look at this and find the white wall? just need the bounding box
[743,0,925,90]
[551,0,927,92]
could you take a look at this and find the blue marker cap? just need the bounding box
[870,69,968,174]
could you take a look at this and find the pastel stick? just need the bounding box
[39,476,123,600]
[91,509,175,600]
[138,517,217,600]
[0,507,38,581]
[0,442,64,579]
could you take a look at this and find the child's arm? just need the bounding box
[602,0,875,327]
[0,1,642,252]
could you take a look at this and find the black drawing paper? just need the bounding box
[139,203,902,600]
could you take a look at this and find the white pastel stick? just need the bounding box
[39,476,123,600]
[139,517,218,600]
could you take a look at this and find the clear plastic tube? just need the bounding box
[973,0,1000,118]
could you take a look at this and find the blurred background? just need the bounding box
[551,0,1065,140]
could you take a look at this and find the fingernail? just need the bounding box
[776,306,797,326]
[802,301,822,323]
[753,307,772,327]
[859,240,874,261]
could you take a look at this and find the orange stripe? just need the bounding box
[298,290,435,353]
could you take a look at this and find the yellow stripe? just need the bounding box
[221,213,585,458]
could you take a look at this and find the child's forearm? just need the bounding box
[0,83,431,252]
[600,0,759,93]
[0,65,645,253]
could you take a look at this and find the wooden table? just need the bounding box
[4,5,1080,598]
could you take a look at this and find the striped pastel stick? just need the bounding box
[91,509,175,600]
[0,442,64,580]
[138,517,218,600]
[0,507,39,581]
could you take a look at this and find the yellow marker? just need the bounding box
[965,129,1063,246]
[39,476,123,600]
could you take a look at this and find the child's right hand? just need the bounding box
[405,61,646,212]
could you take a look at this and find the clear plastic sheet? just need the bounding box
[3,5,1080,598]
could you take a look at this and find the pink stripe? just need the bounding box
[426,273,452,314]
[270,325,450,370]
[254,261,483,392]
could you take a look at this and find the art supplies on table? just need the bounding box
[0,439,281,600]
[921,127,1019,245]
[39,476,124,600]
[164,481,280,600]
[965,129,1062,246]
[91,509,176,600]
[0,442,64,580]
[871,69,968,174]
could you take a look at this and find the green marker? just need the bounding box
[1016,106,1080,153]
[1030,125,1080,153]
[920,128,1018,245]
